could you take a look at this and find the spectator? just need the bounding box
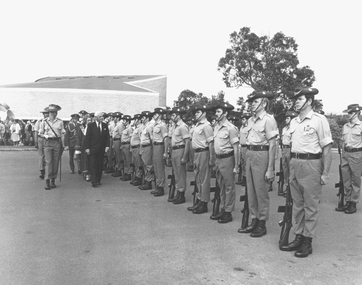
[10,119,21,146]
[0,120,5,145]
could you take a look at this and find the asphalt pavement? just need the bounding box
[0,148,361,285]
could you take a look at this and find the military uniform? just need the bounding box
[112,112,124,177]
[130,114,143,186]
[34,107,49,179]
[238,113,251,184]
[64,114,79,174]
[120,115,133,181]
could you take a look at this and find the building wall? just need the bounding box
[129,76,167,107]
[0,88,160,120]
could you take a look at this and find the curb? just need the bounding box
[0,148,37,151]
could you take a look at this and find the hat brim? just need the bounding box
[343,107,362,113]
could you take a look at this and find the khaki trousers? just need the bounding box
[193,150,211,202]
[215,155,235,212]
[153,144,166,187]
[341,151,362,203]
[140,145,154,182]
[44,139,61,179]
[121,143,132,174]
[172,148,187,192]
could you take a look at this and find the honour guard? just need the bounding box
[120,115,133,181]
[280,87,332,257]
[111,112,123,177]
[169,107,191,204]
[337,104,362,214]
[210,102,239,223]
[130,114,143,186]
[39,104,65,190]
[34,107,49,179]
[64,113,79,174]
[187,104,215,214]
[150,108,169,197]
[238,91,278,236]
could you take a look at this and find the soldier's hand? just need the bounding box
[64,146,69,151]
[233,166,239,174]
[265,169,274,181]
[85,149,90,155]
[105,147,109,153]
[181,157,187,164]
[321,173,329,185]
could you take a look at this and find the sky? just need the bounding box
[0,0,360,114]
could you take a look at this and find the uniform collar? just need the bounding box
[196,118,207,126]
[347,120,361,128]
[252,110,267,122]
[296,110,314,123]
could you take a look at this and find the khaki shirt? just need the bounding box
[131,124,142,146]
[168,122,175,138]
[213,119,239,155]
[140,121,154,145]
[108,121,115,137]
[246,111,278,145]
[121,125,133,143]
[290,110,333,154]
[153,121,168,143]
[192,119,213,149]
[34,119,43,133]
[172,121,190,146]
[112,122,124,139]
[282,125,292,146]
[239,126,248,145]
[342,120,362,148]
[189,125,195,141]
[40,117,65,138]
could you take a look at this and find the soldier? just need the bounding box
[209,102,239,223]
[238,112,251,186]
[105,113,115,173]
[187,104,215,214]
[187,120,195,172]
[39,104,65,190]
[34,107,49,179]
[130,114,143,186]
[279,110,298,196]
[111,112,123,177]
[138,111,155,190]
[64,114,79,174]
[280,87,332,258]
[120,115,133,181]
[150,108,169,197]
[169,107,190,204]
[337,104,362,214]
[238,91,278,236]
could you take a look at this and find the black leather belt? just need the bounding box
[131,145,139,149]
[154,142,164,145]
[247,145,269,151]
[282,145,291,148]
[47,137,58,140]
[141,143,151,148]
[172,145,185,150]
[291,152,322,160]
[194,147,209,153]
[344,147,362,153]
[241,144,247,147]
[216,151,234,159]
[113,138,121,141]
[121,142,130,145]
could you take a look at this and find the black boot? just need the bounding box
[218,211,232,223]
[238,218,259,233]
[250,220,267,237]
[173,191,185,204]
[71,166,75,174]
[187,199,201,211]
[139,181,152,190]
[345,202,357,214]
[193,202,208,214]
[39,170,45,180]
[50,179,56,188]
[210,209,225,220]
[336,201,350,212]
[168,191,180,202]
[132,177,142,186]
[295,237,313,258]
[45,179,51,190]
[122,173,132,181]
[280,234,304,251]
[154,187,165,197]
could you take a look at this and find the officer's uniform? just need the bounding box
[39,104,65,189]
[340,104,362,213]
[130,114,143,186]
[151,108,169,196]
[112,112,124,177]
[64,114,79,174]
[212,103,239,222]
[120,115,133,181]
[34,107,49,179]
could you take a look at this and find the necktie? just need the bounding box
[98,122,102,132]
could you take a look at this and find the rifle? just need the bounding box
[211,180,221,216]
[235,163,243,185]
[335,141,345,211]
[276,157,284,194]
[239,175,249,230]
[190,180,199,206]
[278,183,293,248]
[167,168,176,201]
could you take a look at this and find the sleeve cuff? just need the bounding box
[206,136,214,143]
[230,137,239,145]
[320,137,333,149]
[266,130,278,140]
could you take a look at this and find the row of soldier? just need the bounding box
[32,87,361,259]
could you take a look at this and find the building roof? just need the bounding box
[1,75,166,93]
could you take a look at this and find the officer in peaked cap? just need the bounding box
[278,110,299,196]
[238,91,278,236]
[64,113,80,174]
[129,114,144,186]
[337,104,362,214]
[237,112,252,186]
[138,111,155,190]
[111,112,124,177]
[187,103,214,214]
[39,104,65,190]
[280,87,333,257]
[150,108,169,197]
[78,110,88,119]
[209,102,239,223]
[34,107,50,179]
[168,107,190,204]
[120,115,133,181]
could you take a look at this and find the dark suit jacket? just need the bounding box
[84,121,110,154]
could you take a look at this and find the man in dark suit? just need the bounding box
[84,111,110,187]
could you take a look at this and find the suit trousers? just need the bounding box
[89,150,105,183]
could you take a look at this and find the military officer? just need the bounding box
[187,104,215,214]
[337,104,362,214]
[279,110,298,196]
[138,111,155,190]
[169,107,190,204]
[120,115,133,181]
[150,108,169,197]
[111,112,124,177]
[209,102,239,223]
[280,87,333,258]
[238,92,278,236]
[34,107,49,179]
[130,114,143,186]
[64,113,79,174]
[39,104,65,190]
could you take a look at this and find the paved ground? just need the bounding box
[0,148,361,285]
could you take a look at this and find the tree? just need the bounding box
[173,89,209,108]
[218,27,316,124]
